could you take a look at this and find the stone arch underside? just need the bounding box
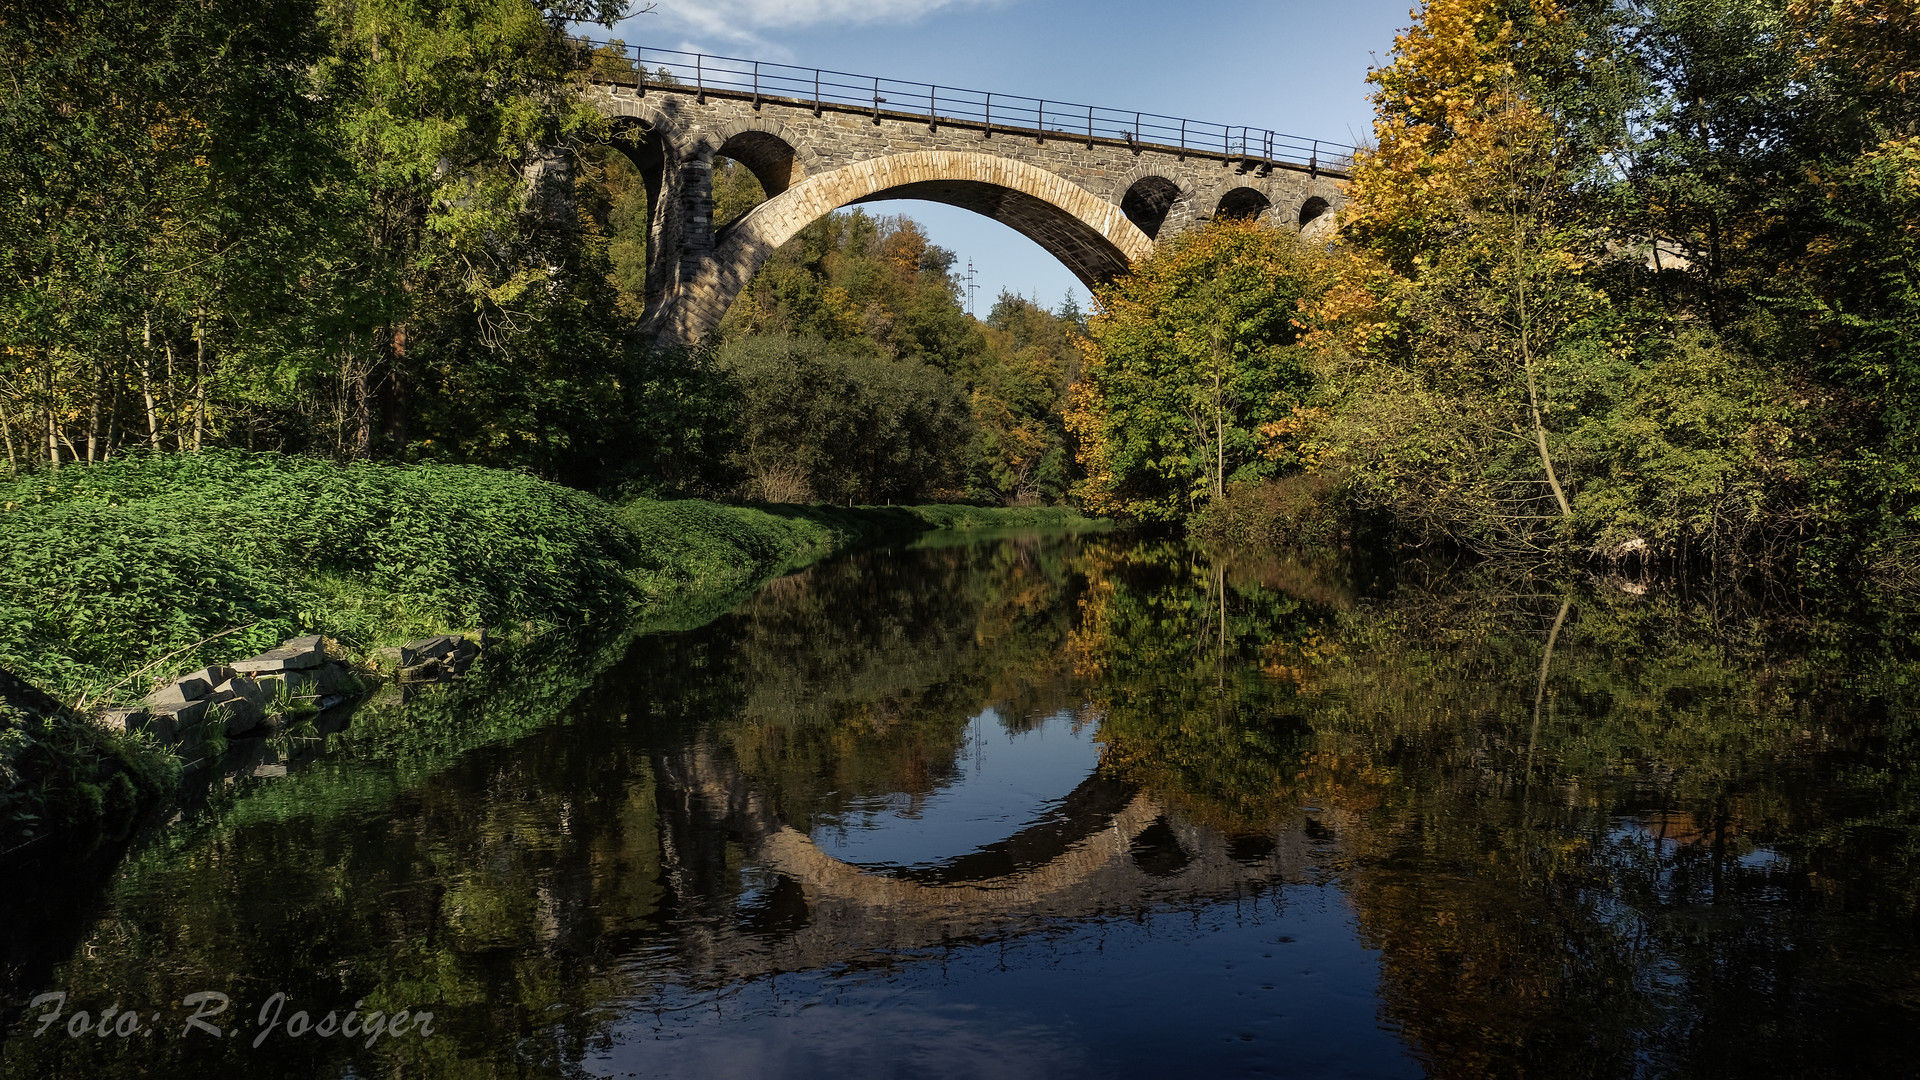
[658,151,1156,342]
[715,129,801,198]
[1120,175,1183,240]
[1216,186,1273,222]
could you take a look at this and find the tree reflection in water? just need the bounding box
[3,534,1917,1078]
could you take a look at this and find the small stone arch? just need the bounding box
[708,119,814,196]
[1298,196,1331,228]
[1216,186,1272,223]
[1119,175,1183,240]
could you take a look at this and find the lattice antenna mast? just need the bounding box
[966,259,979,317]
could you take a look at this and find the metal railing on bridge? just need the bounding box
[575,41,1357,178]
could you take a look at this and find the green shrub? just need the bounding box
[0,451,638,703]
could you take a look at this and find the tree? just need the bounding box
[717,335,973,505]
[1068,219,1325,522]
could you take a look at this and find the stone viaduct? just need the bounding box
[576,52,1352,346]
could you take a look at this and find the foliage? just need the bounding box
[716,335,974,505]
[720,211,1088,505]
[1267,0,1915,576]
[1069,219,1327,522]
[0,451,640,704]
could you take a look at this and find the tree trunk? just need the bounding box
[164,340,179,451]
[86,358,105,462]
[43,368,59,469]
[1515,233,1571,518]
[352,348,375,460]
[141,313,160,450]
[103,355,122,461]
[193,317,208,451]
[1,403,17,476]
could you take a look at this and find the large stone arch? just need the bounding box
[650,151,1156,343]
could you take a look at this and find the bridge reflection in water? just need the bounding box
[648,738,1325,989]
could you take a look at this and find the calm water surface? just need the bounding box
[3,533,1918,1078]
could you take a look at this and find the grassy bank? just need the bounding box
[0,451,1099,708]
[0,451,1099,849]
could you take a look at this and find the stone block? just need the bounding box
[232,640,326,674]
[253,670,314,702]
[253,763,289,779]
[206,689,266,736]
[214,677,273,710]
[98,707,149,733]
[374,645,418,671]
[398,660,443,684]
[310,663,357,697]
[181,665,238,690]
[404,635,460,661]
[174,719,208,751]
[148,698,209,737]
[282,635,324,652]
[144,676,213,706]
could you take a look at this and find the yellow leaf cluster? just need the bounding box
[1344,0,1565,261]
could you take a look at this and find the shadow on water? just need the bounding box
[1,532,1918,1078]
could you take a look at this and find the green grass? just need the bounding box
[0,452,1102,708]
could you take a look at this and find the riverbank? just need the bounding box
[0,450,1101,851]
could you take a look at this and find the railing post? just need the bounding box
[695,54,704,104]
[1310,140,1319,178]
[813,69,821,116]
[1037,100,1044,143]
[635,47,646,96]
[753,61,760,109]
[1179,118,1186,155]
[984,92,992,138]
[1087,104,1094,148]
[873,76,882,124]
[929,85,937,132]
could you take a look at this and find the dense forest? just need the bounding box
[1073,0,1919,583]
[4,0,1916,581]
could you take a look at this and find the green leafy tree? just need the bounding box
[1068,219,1325,522]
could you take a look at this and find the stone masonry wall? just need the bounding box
[580,81,1350,344]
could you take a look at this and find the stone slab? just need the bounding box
[232,642,326,674]
[148,697,209,732]
[144,677,212,706]
[310,663,356,697]
[181,665,238,690]
[98,708,149,733]
[374,645,418,671]
[254,671,314,701]
[404,636,460,660]
[207,689,266,736]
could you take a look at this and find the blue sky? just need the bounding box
[598,0,1414,315]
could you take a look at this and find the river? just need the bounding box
[3,531,1917,1078]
